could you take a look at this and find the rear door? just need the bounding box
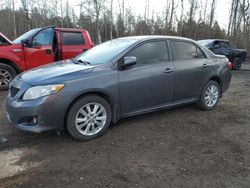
[60,31,85,59]
[170,40,212,101]
[24,28,54,69]
[118,40,175,115]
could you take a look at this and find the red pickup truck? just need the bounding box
[0,26,93,90]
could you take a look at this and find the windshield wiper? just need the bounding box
[72,58,91,66]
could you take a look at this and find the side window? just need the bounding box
[33,28,53,46]
[60,32,85,45]
[128,41,169,65]
[171,41,206,60]
[221,41,232,50]
[213,41,222,54]
[214,40,221,47]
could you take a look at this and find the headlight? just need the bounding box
[23,84,65,100]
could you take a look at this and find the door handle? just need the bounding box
[45,49,52,55]
[164,68,174,73]
[202,63,209,68]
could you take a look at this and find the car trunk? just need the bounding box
[0,32,13,45]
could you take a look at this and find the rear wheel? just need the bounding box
[233,57,242,70]
[0,63,17,91]
[66,95,112,141]
[197,80,220,110]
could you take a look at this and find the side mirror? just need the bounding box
[122,56,137,68]
[21,39,32,48]
[214,44,220,49]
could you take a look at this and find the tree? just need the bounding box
[209,0,216,28]
[179,0,184,36]
[110,0,113,39]
[20,0,31,30]
[11,0,17,38]
[81,0,105,44]
[0,0,249,57]
[168,0,178,32]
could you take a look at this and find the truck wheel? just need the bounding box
[233,57,242,70]
[0,63,17,91]
[66,95,112,141]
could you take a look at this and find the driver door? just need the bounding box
[24,28,54,69]
[118,40,175,115]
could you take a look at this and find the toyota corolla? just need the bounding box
[5,36,232,140]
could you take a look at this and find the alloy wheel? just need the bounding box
[75,102,107,136]
[0,69,11,86]
[204,84,219,108]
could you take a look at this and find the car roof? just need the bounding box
[197,39,229,43]
[55,28,87,32]
[31,26,87,33]
[115,35,196,43]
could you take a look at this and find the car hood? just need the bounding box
[0,32,13,45]
[16,60,95,85]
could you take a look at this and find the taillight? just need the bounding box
[227,62,233,70]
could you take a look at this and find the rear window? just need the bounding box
[60,32,85,45]
[171,41,206,60]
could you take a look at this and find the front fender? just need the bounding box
[0,44,26,71]
[61,69,120,123]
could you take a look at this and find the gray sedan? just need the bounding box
[5,36,232,140]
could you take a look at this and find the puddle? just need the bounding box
[0,148,41,179]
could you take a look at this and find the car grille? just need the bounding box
[10,86,20,97]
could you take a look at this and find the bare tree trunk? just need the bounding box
[93,0,102,43]
[179,0,184,36]
[96,13,101,44]
[168,0,174,31]
[209,0,216,28]
[122,0,124,22]
[232,0,239,37]
[188,0,196,37]
[165,0,171,34]
[60,0,64,27]
[12,0,17,38]
[228,0,235,35]
[203,0,208,23]
[110,0,113,39]
[240,0,250,48]
[122,0,125,36]
[21,0,30,30]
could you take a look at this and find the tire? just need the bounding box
[233,57,242,70]
[196,80,221,110]
[66,95,112,141]
[0,63,17,91]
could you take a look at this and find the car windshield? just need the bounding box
[13,28,40,44]
[197,40,212,48]
[74,38,138,65]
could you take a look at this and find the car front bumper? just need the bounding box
[5,80,71,133]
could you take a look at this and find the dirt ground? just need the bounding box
[0,62,250,188]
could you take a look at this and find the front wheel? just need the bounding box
[66,95,112,141]
[196,80,220,110]
[0,63,17,91]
